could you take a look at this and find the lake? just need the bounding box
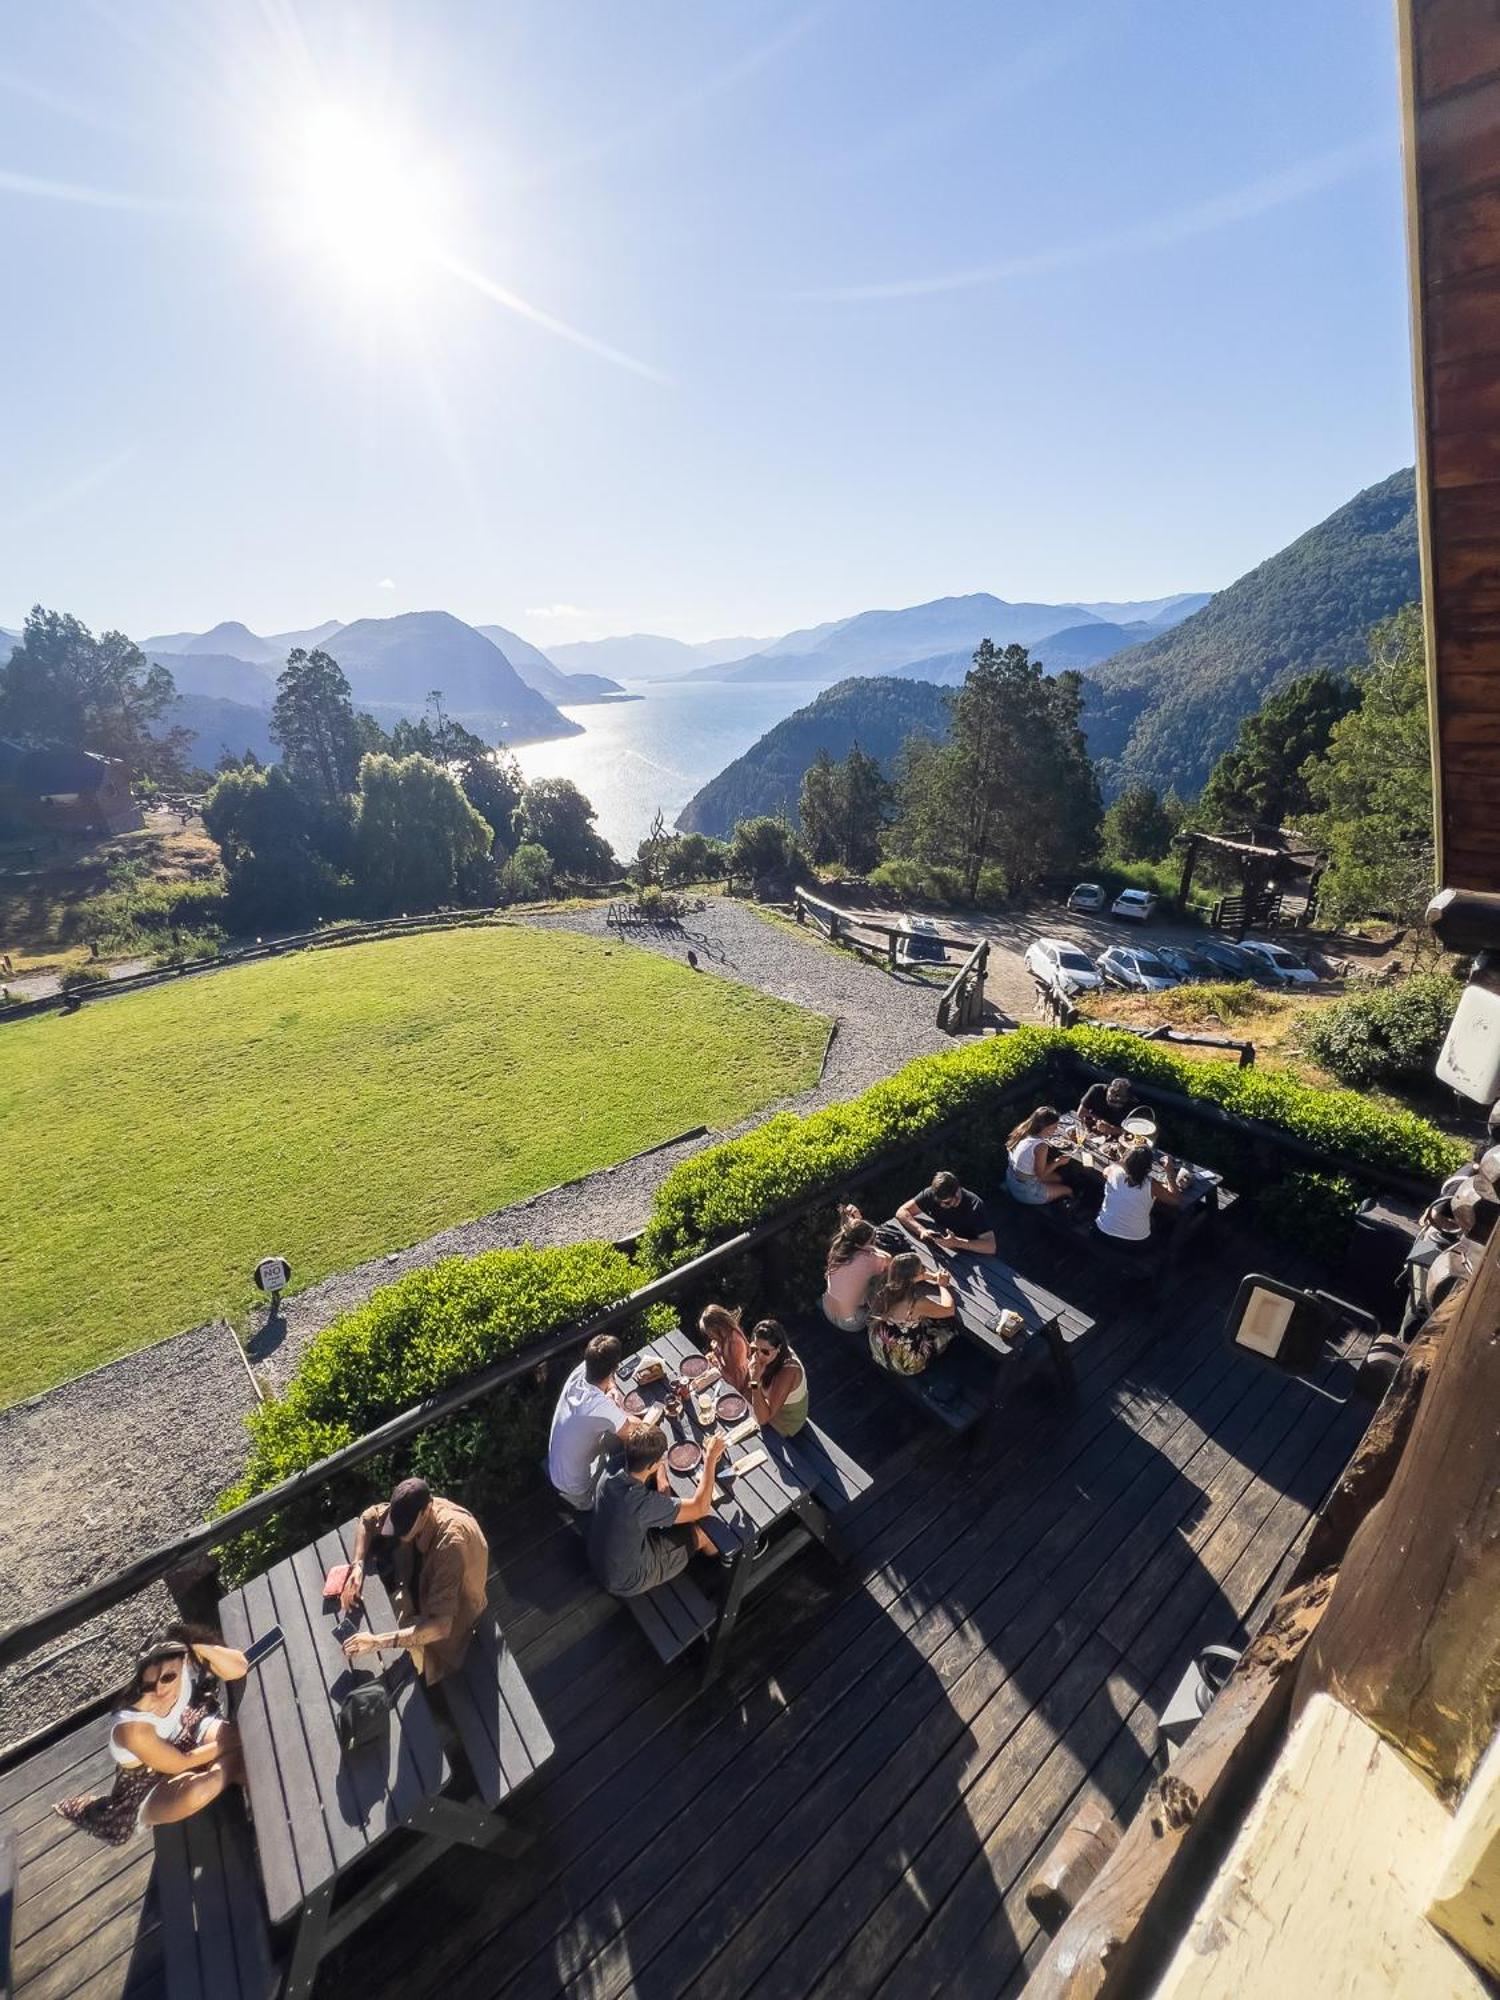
[513,676,817,858]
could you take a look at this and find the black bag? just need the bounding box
[337,1681,390,1754]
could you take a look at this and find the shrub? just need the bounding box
[636,1024,1465,1276]
[60,964,110,991]
[1300,973,1463,1088]
[867,858,969,904]
[1253,1170,1363,1262]
[726,817,808,894]
[499,841,553,903]
[1139,982,1283,1026]
[216,1241,674,1576]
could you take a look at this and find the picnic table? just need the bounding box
[890,1222,1096,1420]
[614,1325,853,1682]
[1050,1112,1227,1265]
[218,1517,553,1999]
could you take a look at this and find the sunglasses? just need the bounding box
[752,1342,777,1356]
[141,1663,181,1695]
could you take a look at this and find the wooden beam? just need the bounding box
[1292,1233,1500,1801]
[1400,0,1500,900]
[1023,1574,1334,2000]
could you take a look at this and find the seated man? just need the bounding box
[896,1169,997,1256]
[548,1332,633,1512]
[1077,1074,1149,1136]
[589,1422,726,1597]
[341,1477,488,1683]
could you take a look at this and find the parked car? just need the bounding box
[1023,937,1103,993]
[1067,882,1106,912]
[895,916,948,967]
[1154,944,1226,983]
[1109,888,1158,923]
[1098,946,1181,992]
[1193,938,1274,983]
[1235,939,1319,986]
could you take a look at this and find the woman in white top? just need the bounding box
[54,1626,247,1844]
[1096,1145,1165,1251]
[1005,1106,1072,1206]
[821,1205,891,1331]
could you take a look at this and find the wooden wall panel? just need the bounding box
[1403,0,1500,899]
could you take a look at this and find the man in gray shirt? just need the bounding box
[588,1422,725,1596]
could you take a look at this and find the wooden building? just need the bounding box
[0,742,141,837]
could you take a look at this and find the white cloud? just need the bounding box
[525,602,591,620]
[377,577,396,590]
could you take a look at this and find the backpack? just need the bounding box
[337,1681,391,1754]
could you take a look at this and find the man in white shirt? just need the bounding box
[548,1334,633,1512]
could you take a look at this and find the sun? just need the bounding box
[288,104,451,299]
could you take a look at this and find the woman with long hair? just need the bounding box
[1005,1105,1072,1206]
[866,1251,957,1376]
[53,1624,247,1845]
[698,1302,751,1391]
[746,1318,810,1436]
[821,1203,891,1332]
[1095,1144,1163,1253]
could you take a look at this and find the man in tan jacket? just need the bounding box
[340,1477,488,1683]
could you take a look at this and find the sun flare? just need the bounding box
[289,104,451,298]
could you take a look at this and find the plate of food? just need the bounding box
[622,1390,647,1416]
[679,1354,711,1379]
[667,1441,703,1475]
[715,1391,749,1424]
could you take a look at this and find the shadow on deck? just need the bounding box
[2,1206,1370,2000]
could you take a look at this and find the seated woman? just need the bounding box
[54,1625,247,1845]
[866,1252,957,1376]
[746,1318,810,1435]
[1006,1106,1073,1206]
[822,1205,891,1331]
[1095,1145,1167,1253]
[698,1303,751,1390]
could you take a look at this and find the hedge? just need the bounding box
[216,1241,674,1575]
[1301,973,1464,1088]
[637,1024,1465,1274]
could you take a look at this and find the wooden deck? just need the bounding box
[1,1205,1370,2000]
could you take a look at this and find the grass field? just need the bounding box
[0,926,829,1404]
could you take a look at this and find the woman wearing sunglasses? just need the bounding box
[746,1319,809,1437]
[54,1623,247,1844]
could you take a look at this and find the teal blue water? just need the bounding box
[514,677,815,859]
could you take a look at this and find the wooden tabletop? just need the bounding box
[892,1223,1093,1362]
[1055,1115,1220,1207]
[619,1325,812,1554]
[220,1521,449,1927]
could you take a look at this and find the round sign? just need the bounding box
[253,1256,292,1293]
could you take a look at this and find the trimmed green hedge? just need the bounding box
[638,1024,1463,1275]
[217,1241,674,1575]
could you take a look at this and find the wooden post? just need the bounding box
[887,927,898,970]
[1176,834,1200,915]
[1292,1235,1500,1800]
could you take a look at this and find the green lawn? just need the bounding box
[0,926,829,1404]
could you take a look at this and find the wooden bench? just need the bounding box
[791,1416,876,1511]
[439,1604,556,1813]
[863,1335,996,1436]
[154,1797,278,2000]
[620,1569,721,1666]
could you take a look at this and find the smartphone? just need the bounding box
[331,1613,360,1645]
[241,1625,285,1670]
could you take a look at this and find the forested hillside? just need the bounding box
[1083,469,1419,796]
[676,676,951,836]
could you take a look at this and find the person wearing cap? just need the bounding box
[339,1477,488,1682]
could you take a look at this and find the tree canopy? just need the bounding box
[353,753,495,914]
[799,744,892,872]
[519,777,615,880]
[1198,669,1360,829]
[1101,783,1178,864]
[1302,605,1434,926]
[270,648,362,808]
[0,605,184,780]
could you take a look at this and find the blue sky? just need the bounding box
[1,0,1413,645]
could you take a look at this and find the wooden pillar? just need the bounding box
[1176,834,1200,914]
[1399,0,1500,911]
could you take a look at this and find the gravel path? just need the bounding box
[252,898,954,1391]
[0,1321,258,1749]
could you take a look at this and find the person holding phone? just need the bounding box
[340,1476,489,1683]
[588,1422,725,1597]
[54,1624,246,1844]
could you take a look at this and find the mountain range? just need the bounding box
[672,592,1209,689]
[677,677,954,838]
[545,632,772,679]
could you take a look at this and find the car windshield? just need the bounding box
[1262,945,1300,966]
[1058,951,1093,972]
[1119,891,1149,904]
[1134,954,1170,975]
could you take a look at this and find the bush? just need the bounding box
[1300,973,1463,1088]
[72,874,228,950]
[725,817,808,895]
[499,842,553,903]
[636,1024,1465,1277]
[867,858,970,904]
[217,1241,675,1576]
[1253,1170,1363,1262]
[59,964,110,991]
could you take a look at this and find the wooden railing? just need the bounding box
[793,885,978,972]
[937,937,991,1033]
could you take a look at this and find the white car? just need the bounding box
[1235,939,1319,986]
[1098,945,1180,992]
[895,916,948,967]
[1110,888,1158,923]
[1024,937,1103,994]
[1067,882,1106,912]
